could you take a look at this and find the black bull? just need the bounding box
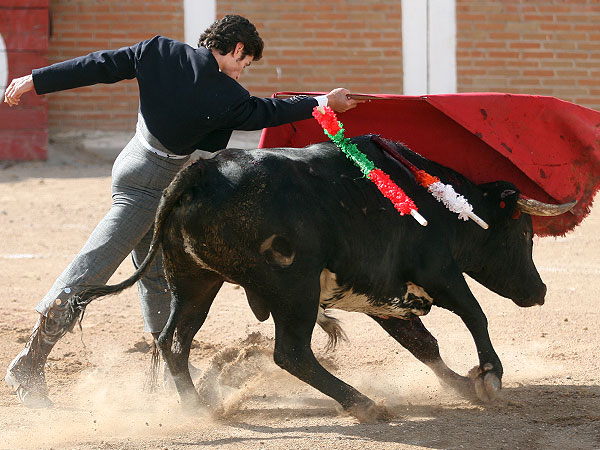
[78,135,550,422]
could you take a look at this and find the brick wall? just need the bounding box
[217,0,404,98]
[457,0,600,111]
[46,0,183,131]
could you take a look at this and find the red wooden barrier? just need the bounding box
[0,0,48,160]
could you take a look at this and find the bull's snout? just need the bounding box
[513,282,546,307]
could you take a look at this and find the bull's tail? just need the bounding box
[73,164,199,308]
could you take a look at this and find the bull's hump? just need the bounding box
[318,269,433,319]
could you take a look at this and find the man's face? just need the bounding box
[220,43,254,80]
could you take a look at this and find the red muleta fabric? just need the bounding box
[259,92,600,237]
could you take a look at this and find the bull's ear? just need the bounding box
[480,181,520,219]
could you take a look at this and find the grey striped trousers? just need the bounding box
[35,126,189,332]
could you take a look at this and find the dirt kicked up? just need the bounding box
[1,136,600,449]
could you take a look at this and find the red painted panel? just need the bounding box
[0,9,49,51]
[0,130,47,160]
[6,50,47,76]
[0,4,48,160]
[0,107,47,130]
[0,1,49,7]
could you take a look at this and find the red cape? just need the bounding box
[259,92,600,236]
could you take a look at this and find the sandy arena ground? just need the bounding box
[0,131,599,449]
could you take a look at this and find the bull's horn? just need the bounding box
[516,196,577,216]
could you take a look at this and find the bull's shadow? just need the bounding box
[183,384,600,450]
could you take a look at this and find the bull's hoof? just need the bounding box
[472,364,502,403]
[347,400,392,423]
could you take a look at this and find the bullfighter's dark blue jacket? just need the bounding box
[32,36,317,155]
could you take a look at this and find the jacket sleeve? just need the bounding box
[217,95,318,131]
[31,38,155,95]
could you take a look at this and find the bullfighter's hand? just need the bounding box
[326,88,365,113]
[4,74,34,107]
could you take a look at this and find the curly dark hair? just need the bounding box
[198,15,264,61]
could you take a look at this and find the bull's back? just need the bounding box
[187,143,372,224]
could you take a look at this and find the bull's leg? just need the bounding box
[418,268,503,403]
[456,303,503,403]
[270,287,390,423]
[157,269,223,411]
[370,316,475,400]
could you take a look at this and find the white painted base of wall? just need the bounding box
[401,0,456,95]
[184,0,216,48]
[0,33,8,98]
